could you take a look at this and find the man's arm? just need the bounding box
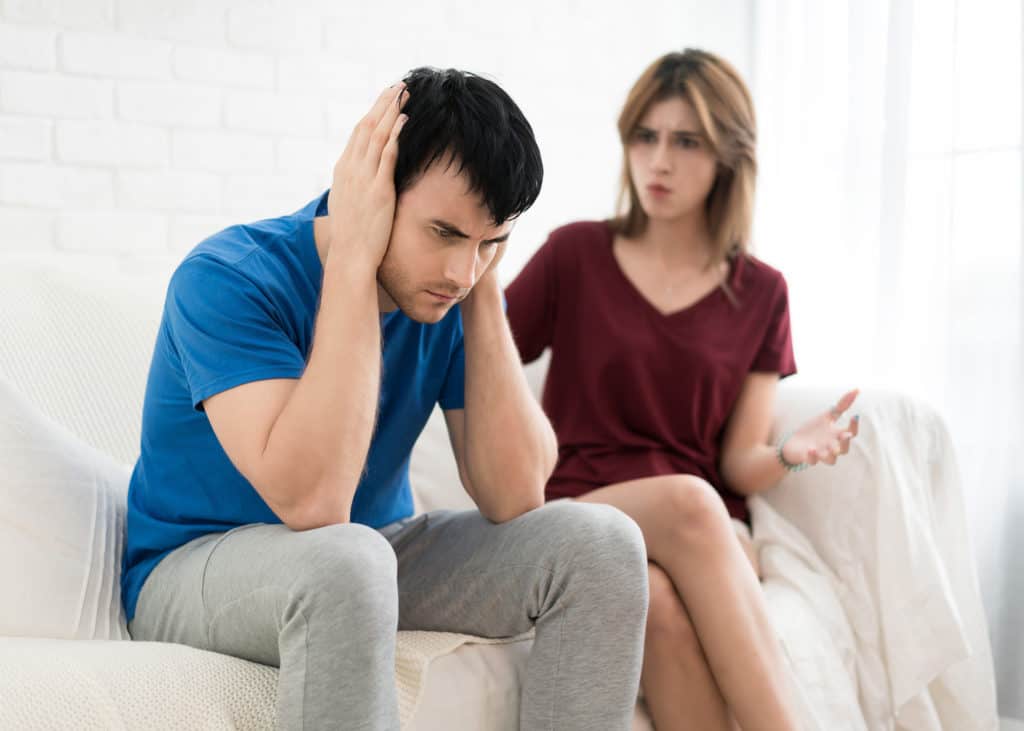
[450,272,557,523]
[202,84,409,531]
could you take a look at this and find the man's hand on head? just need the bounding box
[326,83,409,271]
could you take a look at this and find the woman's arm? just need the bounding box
[718,373,788,496]
[719,373,860,496]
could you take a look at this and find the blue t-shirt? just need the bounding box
[121,193,467,621]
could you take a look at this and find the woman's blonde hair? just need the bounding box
[613,49,758,268]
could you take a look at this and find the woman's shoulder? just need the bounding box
[545,219,614,250]
[734,252,789,295]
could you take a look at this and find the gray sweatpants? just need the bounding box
[129,501,649,730]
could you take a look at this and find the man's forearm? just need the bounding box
[461,277,556,521]
[260,252,381,528]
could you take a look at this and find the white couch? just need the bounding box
[0,253,999,730]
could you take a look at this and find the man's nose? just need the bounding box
[444,246,477,290]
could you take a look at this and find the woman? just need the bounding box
[506,49,859,731]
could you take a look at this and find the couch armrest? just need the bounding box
[750,382,997,726]
[756,383,964,589]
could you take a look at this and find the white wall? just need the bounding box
[0,0,751,279]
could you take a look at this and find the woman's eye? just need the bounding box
[632,130,656,144]
[677,136,699,149]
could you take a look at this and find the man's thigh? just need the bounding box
[131,522,396,666]
[384,502,604,637]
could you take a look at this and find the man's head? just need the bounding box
[378,67,543,323]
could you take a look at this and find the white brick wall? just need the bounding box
[0,22,57,70]
[60,31,172,79]
[0,0,750,267]
[0,115,51,159]
[1,72,113,118]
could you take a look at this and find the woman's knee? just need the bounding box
[656,475,733,545]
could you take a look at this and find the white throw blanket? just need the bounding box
[752,387,998,730]
[0,631,531,729]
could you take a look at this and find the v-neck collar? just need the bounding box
[601,221,738,320]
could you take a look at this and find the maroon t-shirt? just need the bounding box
[506,221,797,522]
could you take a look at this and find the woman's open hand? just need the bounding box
[781,389,860,467]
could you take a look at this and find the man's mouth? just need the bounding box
[426,290,459,302]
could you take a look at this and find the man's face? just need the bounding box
[379,161,513,323]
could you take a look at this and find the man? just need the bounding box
[122,67,649,730]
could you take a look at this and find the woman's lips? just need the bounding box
[647,184,671,195]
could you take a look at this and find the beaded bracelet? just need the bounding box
[776,431,809,472]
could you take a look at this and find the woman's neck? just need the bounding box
[636,212,714,271]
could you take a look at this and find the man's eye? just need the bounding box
[435,228,454,239]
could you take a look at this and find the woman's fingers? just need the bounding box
[829,388,860,420]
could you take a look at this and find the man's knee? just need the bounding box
[538,502,648,593]
[288,523,398,619]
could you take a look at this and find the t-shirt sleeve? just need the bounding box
[165,255,307,410]
[505,233,559,364]
[751,273,797,378]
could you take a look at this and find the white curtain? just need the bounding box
[750,0,1023,721]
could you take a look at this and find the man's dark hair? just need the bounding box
[395,67,543,225]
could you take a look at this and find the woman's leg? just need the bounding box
[577,474,799,731]
[642,562,736,731]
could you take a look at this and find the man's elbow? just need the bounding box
[480,477,546,524]
[483,497,544,524]
[271,480,353,531]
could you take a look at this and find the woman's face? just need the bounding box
[626,95,719,225]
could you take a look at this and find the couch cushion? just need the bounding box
[0,254,174,467]
[0,637,277,730]
[0,378,131,640]
[0,635,543,731]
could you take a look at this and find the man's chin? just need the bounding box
[395,298,454,324]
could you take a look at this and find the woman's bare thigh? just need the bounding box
[573,474,760,577]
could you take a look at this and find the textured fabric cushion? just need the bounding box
[0,254,173,467]
[0,634,539,730]
[0,377,131,640]
[0,637,276,730]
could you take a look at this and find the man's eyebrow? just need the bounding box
[431,219,510,245]
[486,231,512,245]
[430,219,470,239]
